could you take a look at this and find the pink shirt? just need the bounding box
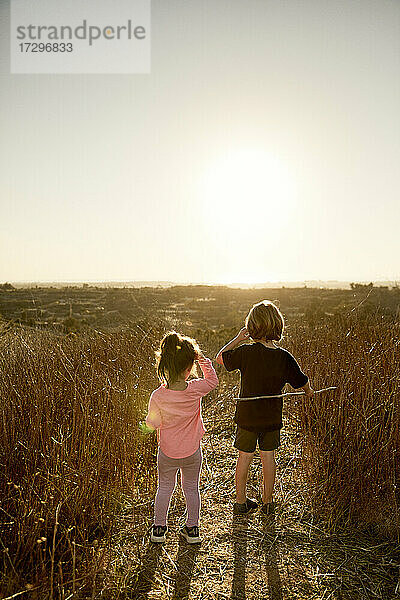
[145,357,218,458]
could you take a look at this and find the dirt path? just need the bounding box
[100,393,400,600]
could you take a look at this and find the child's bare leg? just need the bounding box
[260,450,276,504]
[235,451,255,503]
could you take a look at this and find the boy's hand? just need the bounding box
[215,327,249,365]
[236,327,249,342]
[301,381,314,398]
[138,421,155,435]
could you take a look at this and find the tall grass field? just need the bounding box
[0,308,399,597]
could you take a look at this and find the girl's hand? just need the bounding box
[139,421,155,435]
[236,327,249,342]
[195,350,205,360]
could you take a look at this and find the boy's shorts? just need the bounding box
[234,426,281,452]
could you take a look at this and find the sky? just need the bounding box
[0,0,399,284]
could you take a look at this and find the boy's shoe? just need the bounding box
[261,502,275,515]
[180,525,202,544]
[233,498,258,515]
[151,525,167,543]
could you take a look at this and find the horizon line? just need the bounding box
[3,278,399,287]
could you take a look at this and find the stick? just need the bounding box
[234,387,337,402]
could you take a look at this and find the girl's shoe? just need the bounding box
[151,525,167,543]
[180,525,202,544]
[233,498,258,515]
[261,502,275,515]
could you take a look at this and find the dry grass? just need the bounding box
[0,310,399,598]
[0,323,161,597]
[286,314,400,537]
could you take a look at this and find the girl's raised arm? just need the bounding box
[190,356,218,393]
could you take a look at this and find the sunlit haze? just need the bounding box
[0,0,399,284]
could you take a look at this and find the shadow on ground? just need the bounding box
[172,536,201,599]
[231,512,282,600]
[124,535,201,600]
[127,541,163,599]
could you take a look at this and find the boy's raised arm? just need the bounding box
[215,327,249,366]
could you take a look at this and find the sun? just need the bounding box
[198,148,297,284]
[201,148,296,240]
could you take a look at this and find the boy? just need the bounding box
[216,300,313,514]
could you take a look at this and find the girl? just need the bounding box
[216,300,313,515]
[143,331,218,543]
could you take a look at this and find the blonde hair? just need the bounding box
[245,300,284,342]
[156,331,200,386]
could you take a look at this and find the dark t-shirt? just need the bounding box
[222,342,308,432]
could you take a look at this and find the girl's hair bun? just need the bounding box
[162,332,180,353]
[156,331,200,386]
